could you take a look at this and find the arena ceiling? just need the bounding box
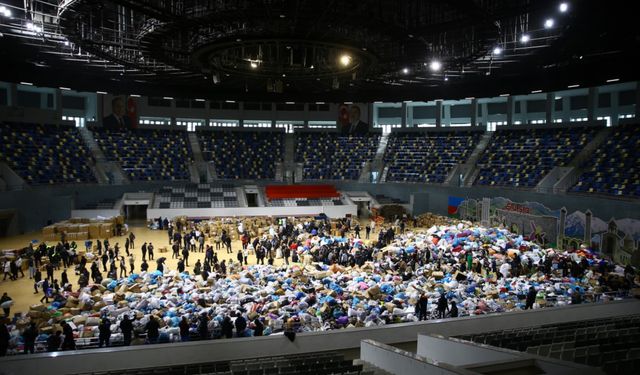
[0,0,637,102]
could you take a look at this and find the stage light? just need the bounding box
[339,54,352,66]
[250,61,258,69]
[520,34,530,43]
[493,47,502,55]
[96,91,107,95]
[606,78,620,83]
[402,67,409,74]
[559,3,569,13]
[19,82,33,86]
[429,60,442,72]
[545,19,555,28]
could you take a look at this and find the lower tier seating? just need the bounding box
[476,126,597,187]
[456,314,640,375]
[384,131,481,183]
[93,128,193,181]
[571,124,640,197]
[0,122,96,185]
[296,133,379,180]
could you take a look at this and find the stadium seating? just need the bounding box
[383,131,481,183]
[154,184,239,209]
[476,126,596,187]
[0,122,96,185]
[571,124,640,197]
[73,351,370,375]
[296,133,379,180]
[456,314,640,375]
[198,130,283,180]
[93,128,192,181]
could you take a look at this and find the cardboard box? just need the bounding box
[89,224,101,239]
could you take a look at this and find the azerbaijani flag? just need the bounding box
[448,196,465,217]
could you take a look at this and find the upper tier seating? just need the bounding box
[456,314,640,375]
[571,124,640,197]
[476,126,597,187]
[383,131,481,183]
[296,133,379,180]
[154,183,239,209]
[198,130,284,179]
[93,128,192,181]
[0,122,96,185]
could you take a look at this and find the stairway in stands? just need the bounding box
[78,127,128,184]
[460,131,494,187]
[370,132,390,182]
[281,133,297,182]
[543,126,613,193]
[188,132,217,182]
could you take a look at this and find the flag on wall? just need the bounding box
[448,196,465,217]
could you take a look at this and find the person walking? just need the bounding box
[148,243,154,261]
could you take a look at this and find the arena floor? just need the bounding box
[0,222,380,319]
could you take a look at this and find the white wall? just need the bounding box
[416,335,602,375]
[360,339,466,375]
[147,204,357,220]
[70,209,121,219]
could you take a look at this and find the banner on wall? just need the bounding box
[338,103,369,134]
[102,95,138,129]
[449,196,640,265]
[447,196,464,217]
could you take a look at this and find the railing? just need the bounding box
[0,300,637,375]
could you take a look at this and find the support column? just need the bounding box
[435,100,443,128]
[506,96,514,125]
[636,84,640,120]
[470,98,478,127]
[545,92,554,125]
[401,101,408,128]
[8,83,17,106]
[588,87,598,122]
[55,89,63,121]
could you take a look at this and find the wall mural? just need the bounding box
[448,196,640,266]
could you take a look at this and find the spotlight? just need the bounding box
[402,67,409,74]
[444,76,449,81]
[429,60,442,72]
[520,34,530,43]
[250,61,258,69]
[544,19,555,28]
[559,3,569,13]
[339,54,352,66]
[493,47,502,55]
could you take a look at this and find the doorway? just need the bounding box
[246,193,258,207]
[125,205,148,220]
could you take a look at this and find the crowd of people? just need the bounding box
[0,214,637,356]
